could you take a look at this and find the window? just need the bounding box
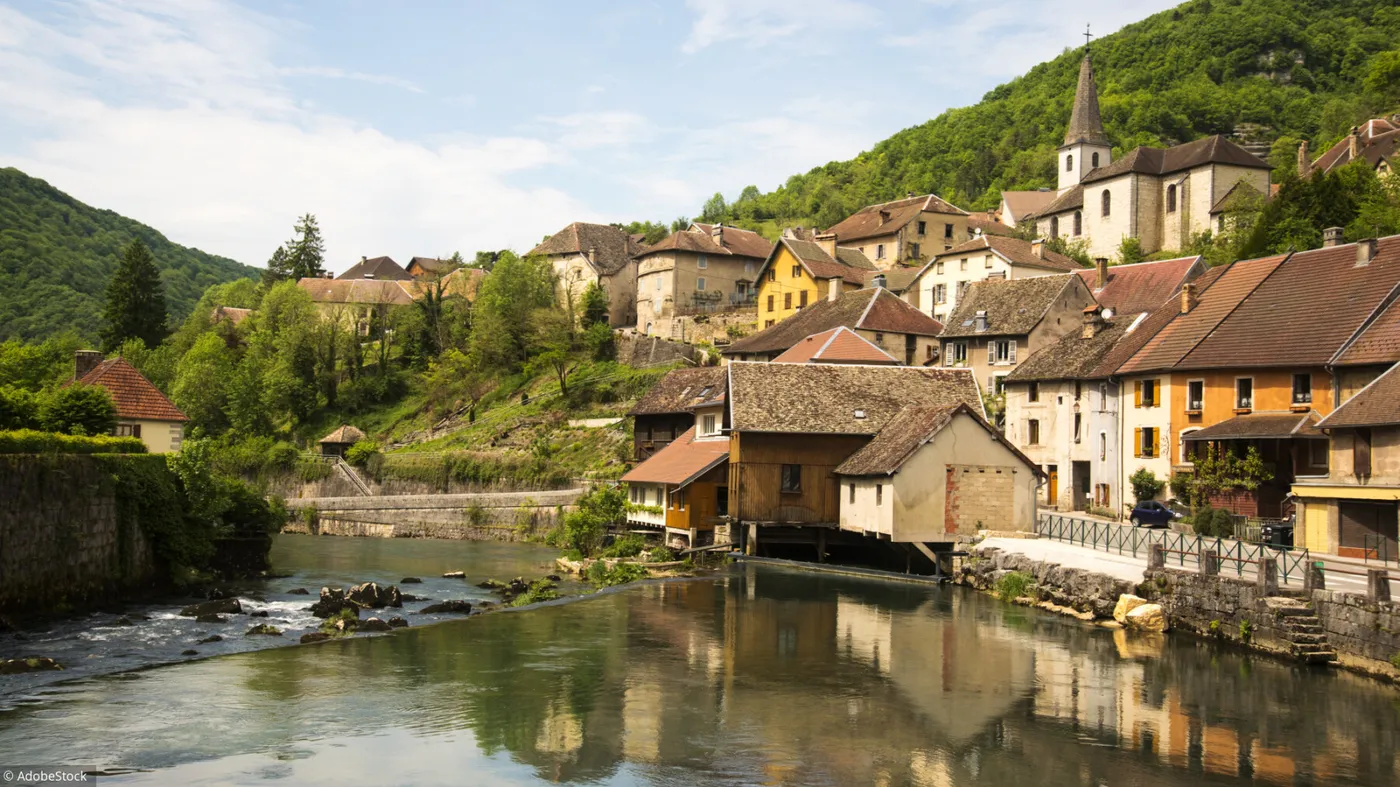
[697,254,708,269]
[765,319,775,328]
[1235,378,1254,410]
[934,283,947,304]
[781,464,802,493]
[876,484,883,505]
[696,277,706,291]
[674,489,687,511]
[1074,381,1082,401]
[944,224,953,239]
[784,292,792,309]
[917,221,927,235]
[1218,215,1226,232]
[993,375,1008,395]
[926,344,935,361]
[910,242,921,259]
[849,483,856,504]
[701,414,717,435]
[745,262,754,275]
[1074,413,1082,443]
[1307,439,1329,472]
[1028,419,1041,445]
[1135,427,1159,458]
[876,244,885,259]
[799,290,808,308]
[114,423,142,438]
[654,487,663,506]
[1066,154,1073,172]
[1099,432,1107,461]
[945,341,968,366]
[1028,381,1039,402]
[767,294,774,311]
[1166,184,1177,213]
[169,424,182,451]
[1292,373,1312,404]
[1073,211,1082,235]
[653,276,662,291]
[984,254,993,269]
[1092,152,1100,168]
[989,340,1016,365]
[630,486,639,504]
[791,265,801,278]
[959,259,968,271]
[1135,379,1160,408]
[768,268,776,282]
[874,332,885,346]
[1050,217,1060,239]
[1101,190,1112,217]
[1354,428,1372,477]
[1187,380,1204,412]
[936,261,944,274]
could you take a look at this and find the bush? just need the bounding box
[557,485,627,557]
[1210,508,1236,539]
[586,560,647,588]
[1129,468,1165,503]
[38,384,117,436]
[509,579,562,607]
[0,429,146,454]
[344,440,380,468]
[600,533,646,558]
[0,386,39,430]
[1192,503,1217,536]
[994,570,1036,601]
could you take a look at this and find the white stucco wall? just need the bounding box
[121,419,183,453]
[1119,373,1173,505]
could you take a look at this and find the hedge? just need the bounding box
[0,429,148,455]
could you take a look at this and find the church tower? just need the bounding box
[1058,53,1112,193]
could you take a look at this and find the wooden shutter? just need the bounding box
[1147,428,1158,458]
[1151,381,1160,407]
[987,343,996,364]
[1133,428,1142,458]
[1355,428,1373,477]
[1008,340,1017,363]
[1134,381,1143,408]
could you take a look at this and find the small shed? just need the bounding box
[319,425,367,458]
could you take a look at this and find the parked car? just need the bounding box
[1130,500,1183,528]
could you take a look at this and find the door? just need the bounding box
[1339,502,1399,560]
[1047,465,1058,506]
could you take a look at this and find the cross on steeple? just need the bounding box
[1084,24,1093,49]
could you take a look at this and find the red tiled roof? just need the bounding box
[528,222,645,276]
[320,425,366,444]
[338,256,413,281]
[1311,118,1400,175]
[1076,256,1204,316]
[296,278,415,306]
[724,288,942,356]
[772,327,899,365]
[931,235,1083,272]
[824,194,967,242]
[620,427,728,487]
[1317,362,1400,428]
[75,358,186,422]
[1334,295,1400,366]
[686,223,774,259]
[966,215,1018,238]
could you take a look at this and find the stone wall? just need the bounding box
[614,332,704,368]
[0,455,158,613]
[283,489,577,541]
[285,517,549,542]
[1309,589,1400,668]
[955,546,1136,619]
[1136,568,1297,659]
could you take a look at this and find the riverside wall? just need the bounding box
[282,489,579,541]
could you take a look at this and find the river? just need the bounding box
[0,535,1396,785]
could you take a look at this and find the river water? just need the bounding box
[1,536,1397,786]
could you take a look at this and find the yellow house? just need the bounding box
[72,352,187,453]
[753,233,875,328]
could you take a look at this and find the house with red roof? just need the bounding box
[71,351,188,453]
[771,327,898,366]
[823,193,969,270]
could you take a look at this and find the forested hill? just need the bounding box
[0,167,258,341]
[706,0,1400,229]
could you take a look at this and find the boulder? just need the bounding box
[400,577,423,584]
[1112,594,1149,624]
[249,610,269,618]
[300,632,333,644]
[287,588,310,595]
[507,577,530,594]
[195,614,226,624]
[113,616,134,627]
[180,598,242,618]
[0,657,62,674]
[360,617,391,632]
[1124,603,1168,633]
[346,582,403,609]
[400,594,424,602]
[310,587,358,618]
[477,579,508,590]
[196,635,223,644]
[127,613,152,621]
[245,624,283,636]
[545,575,561,582]
[387,617,409,628]
[181,649,198,656]
[333,617,357,633]
[419,600,472,615]
[442,571,466,578]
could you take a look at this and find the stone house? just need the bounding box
[405,257,460,279]
[835,403,1041,543]
[824,193,969,269]
[753,233,875,328]
[296,277,414,334]
[634,223,772,336]
[72,352,187,453]
[338,256,414,281]
[724,287,943,366]
[529,222,647,327]
[910,235,1084,324]
[627,367,725,461]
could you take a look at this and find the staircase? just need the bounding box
[333,460,374,496]
[1263,597,1337,665]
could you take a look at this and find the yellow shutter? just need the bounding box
[1151,381,1160,407]
[1134,427,1142,457]
[1146,428,1158,458]
[1134,381,1142,408]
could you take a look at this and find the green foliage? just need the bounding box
[1191,444,1275,508]
[344,440,380,468]
[1129,468,1165,503]
[580,282,610,327]
[558,485,627,558]
[39,384,117,436]
[509,579,563,607]
[600,534,646,558]
[1212,508,1238,539]
[613,220,671,245]
[994,570,1035,601]
[95,453,215,581]
[0,335,84,391]
[100,238,169,352]
[1389,652,1400,671]
[1116,236,1146,265]
[469,251,556,370]
[0,386,39,430]
[262,214,327,285]
[586,560,648,589]
[0,429,146,454]
[648,546,679,563]
[1239,620,1254,642]
[1045,236,1092,265]
[320,607,358,636]
[172,333,236,433]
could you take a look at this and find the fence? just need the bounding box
[1036,513,1312,585]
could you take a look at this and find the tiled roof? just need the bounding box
[931,235,1083,272]
[727,362,981,435]
[1089,265,1231,378]
[338,256,414,281]
[1029,184,1083,219]
[1064,55,1109,147]
[635,224,773,260]
[407,257,459,275]
[1081,136,1270,185]
[620,427,728,487]
[864,267,921,294]
[966,215,1018,238]
[939,274,1081,338]
[210,306,251,326]
[771,326,899,365]
[1006,318,1130,383]
[1334,295,1400,366]
[724,288,942,356]
[1317,363,1400,428]
[628,367,725,416]
[528,222,644,276]
[756,238,876,287]
[835,403,1038,477]
[1183,412,1322,441]
[320,424,366,444]
[401,267,486,301]
[1209,181,1266,215]
[999,190,1058,220]
[1075,256,1204,316]
[824,194,968,242]
[74,358,186,422]
[1312,119,1400,175]
[687,223,774,259]
[296,278,415,306]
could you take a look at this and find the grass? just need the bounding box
[994,571,1036,601]
[509,579,562,607]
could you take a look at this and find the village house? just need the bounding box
[997,190,1057,228]
[72,351,187,453]
[296,277,414,334]
[835,403,1042,545]
[753,233,875,328]
[1300,115,1400,178]
[771,326,899,366]
[965,211,1019,240]
[626,367,725,461]
[621,422,730,550]
[405,256,461,279]
[724,362,981,560]
[863,267,922,309]
[1028,54,1272,259]
[910,235,1084,324]
[634,223,772,337]
[938,274,1097,413]
[338,256,414,281]
[529,222,647,327]
[725,286,943,365]
[824,193,969,269]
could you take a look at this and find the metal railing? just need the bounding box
[1036,513,1311,584]
[1362,534,1395,565]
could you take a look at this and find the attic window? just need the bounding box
[853,409,867,420]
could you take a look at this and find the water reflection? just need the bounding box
[0,562,1397,786]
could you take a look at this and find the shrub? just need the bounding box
[994,570,1035,601]
[38,384,117,436]
[648,546,678,563]
[0,386,39,430]
[600,533,646,558]
[1169,471,1195,503]
[344,440,380,468]
[558,485,627,557]
[586,561,647,588]
[1193,504,1217,536]
[509,579,562,607]
[1389,652,1400,671]
[1129,468,1165,503]
[0,429,146,454]
[1211,508,1236,539]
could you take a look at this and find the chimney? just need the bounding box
[711,223,723,244]
[1081,306,1105,339]
[1031,239,1046,259]
[974,310,989,333]
[1357,238,1378,267]
[75,350,103,381]
[1094,256,1109,289]
[1323,227,1344,247]
[1296,140,1310,177]
[872,274,887,289]
[906,191,916,199]
[360,256,367,263]
[1349,127,1361,160]
[1180,282,1198,314]
[815,232,838,260]
[827,277,842,302]
[878,209,892,223]
[587,246,597,264]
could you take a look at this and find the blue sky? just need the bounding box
[0,0,1177,273]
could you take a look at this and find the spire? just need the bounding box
[1064,54,1109,148]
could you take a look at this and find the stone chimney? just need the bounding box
[1081,305,1105,339]
[1094,257,1109,290]
[1323,227,1344,248]
[587,246,597,265]
[872,273,887,289]
[974,310,989,333]
[906,191,916,199]
[1180,282,1198,314]
[878,209,892,224]
[75,350,103,381]
[360,255,367,263]
[1296,140,1310,177]
[1031,239,1046,259]
[1349,127,1361,160]
[815,232,838,260]
[1357,238,1378,267]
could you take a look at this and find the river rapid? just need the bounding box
[1,535,1397,786]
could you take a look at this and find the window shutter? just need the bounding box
[1151,381,1160,408]
[1134,381,1142,408]
[987,344,995,364]
[1146,428,1158,458]
[1008,340,1017,363]
[1134,428,1142,458]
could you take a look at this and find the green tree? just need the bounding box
[1129,468,1165,503]
[699,192,728,223]
[580,282,609,327]
[286,214,327,280]
[526,308,576,397]
[261,245,292,287]
[172,333,236,433]
[0,386,39,429]
[39,384,117,436]
[1116,237,1147,265]
[468,252,555,370]
[100,238,169,352]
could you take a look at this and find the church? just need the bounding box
[1026,53,1272,260]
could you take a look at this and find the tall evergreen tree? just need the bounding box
[100,238,168,351]
[261,244,292,287]
[286,214,326,280]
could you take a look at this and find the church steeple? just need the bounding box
[1064,54,1109,148]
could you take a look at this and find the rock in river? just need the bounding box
[0,656,62,674]
[388,617,409,628]
[181,649,198,656]
[347,582,403,609]
[1113,594,1149,624]
[249,610,269,618]
[286,588,310,595]
[196,614,226,624]
[113,616,134,627]
[419,600,472,615]
[180,598,243,618]
[197,635,223,645]
[309,587,358,618]
[245,624,283,637]
[1124,603,1168,633]
[360,618,391,632]
[400,577,423,584]
[300,632,332,644]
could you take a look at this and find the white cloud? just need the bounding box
[681,0,877,54]
[538,111,656,151]
[277,66,424,94]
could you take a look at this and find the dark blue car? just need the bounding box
[1129,500,1182,528]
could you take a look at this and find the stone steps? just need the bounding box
[1266,597,1337,665]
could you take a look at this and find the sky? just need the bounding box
[0,0,1179,275]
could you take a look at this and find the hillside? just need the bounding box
[0,167,258,341]
[706,0,1400,228]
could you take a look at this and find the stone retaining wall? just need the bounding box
[1309,590,1400,667]
[284,517,542,542]
[1137,568,1297,659]
[954,547,1136,619]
